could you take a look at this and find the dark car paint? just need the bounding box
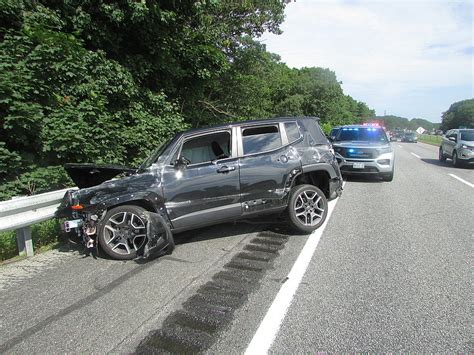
[57,117,343,247]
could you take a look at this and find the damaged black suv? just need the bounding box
[56,117,343,260]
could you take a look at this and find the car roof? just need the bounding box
[175,116,320,137]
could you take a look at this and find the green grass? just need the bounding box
[0,219,63,262]
[418,134,443,146]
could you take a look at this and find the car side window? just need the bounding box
[284,122,302,143]
[179,131,231,165]
[242,125,282,155]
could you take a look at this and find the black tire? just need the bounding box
[438,146,446,162]
[287,184,328,234]
[98,205,148,260]
[381,170,394,182]
[452,150,462,167]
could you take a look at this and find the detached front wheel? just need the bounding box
[287,184,328,234]
[98,205,148,260]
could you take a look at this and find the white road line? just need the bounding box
[245,189,343,354]
[398,145,403,148]
[448,173,474,188]
[411,152,421,159]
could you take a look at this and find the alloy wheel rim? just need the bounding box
[103,212,147,255]
[294,190,325,226]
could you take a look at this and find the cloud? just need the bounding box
[259,0,473,122]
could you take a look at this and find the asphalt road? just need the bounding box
[0,142,472,353]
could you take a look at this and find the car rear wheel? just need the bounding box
[287,184,328,234]
[98,205,148,260]
[438,146,446,162]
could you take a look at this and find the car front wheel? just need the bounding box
[452,150,461,167]
[438,146,446,162]
[287,184,328,234]
[98,205,148,260]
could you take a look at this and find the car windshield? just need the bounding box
[460,131,474,141]
[139,139,172,170]
[336,127,388,142]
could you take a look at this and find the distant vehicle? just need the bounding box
[390,130,402,141]
[439,129,474,167]
[332,124,394,181]
[401,132,417,143]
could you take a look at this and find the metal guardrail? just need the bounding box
[0,188,76,257]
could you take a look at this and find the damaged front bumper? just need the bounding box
[58,190,174,261]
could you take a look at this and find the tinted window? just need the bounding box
[336,127,388,142]
[299,118,328,145]
[242,125,282,155]
[329,128,340,137]
[180,131,231,165]
[460,130,474,141]
[284,122,301,142]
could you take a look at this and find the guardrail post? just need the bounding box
[16,226,34,257]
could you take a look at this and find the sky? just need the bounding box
[259,0,473,123]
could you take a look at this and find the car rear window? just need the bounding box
[298,118,328,145]
[284,122,302,143]
[336,127,388,142]
[242,125,282,155]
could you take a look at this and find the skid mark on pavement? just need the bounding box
[0,260,155,353]
[135,230,290,354]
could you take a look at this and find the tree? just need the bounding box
[0,0,375,200]
[440,99,474,131]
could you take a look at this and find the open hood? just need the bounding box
[64,163,136,188]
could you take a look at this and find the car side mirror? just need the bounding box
[174,156,191,169]
[328,136,335,142]
[448,136,457,142]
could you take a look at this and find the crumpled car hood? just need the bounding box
[64,163,136,188]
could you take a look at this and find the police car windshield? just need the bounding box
[336,127,387,142]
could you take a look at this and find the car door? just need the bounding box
[161,129,240,230]
[445,130,457,156]
[238,122,301,215]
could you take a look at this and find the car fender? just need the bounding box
[302,163,339,179]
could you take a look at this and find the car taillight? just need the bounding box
[71,204,84,210]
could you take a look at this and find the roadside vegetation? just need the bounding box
[0,219,62,262]
[0,0,374,202]
[440,99,474,131]
[376,115,440,131]
[418,134,443,146]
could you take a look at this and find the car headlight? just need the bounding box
[461,144,473,150]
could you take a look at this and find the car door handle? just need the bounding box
[217,166,235,173]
